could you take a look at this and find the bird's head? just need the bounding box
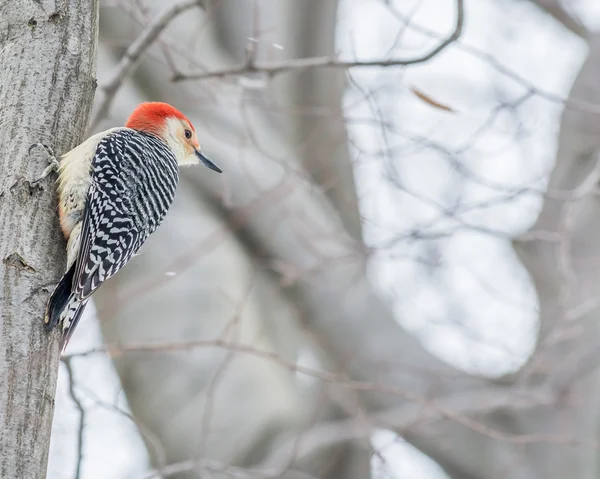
[125,102,222,173]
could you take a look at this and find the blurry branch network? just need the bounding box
[90,0,598,137]
[62,340,584,448]
[172,0,464,82]
[90,0,203,129]
[62,337,599,479]
[139,378,558,478]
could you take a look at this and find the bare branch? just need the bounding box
[528,0,587,39]
[261,387,557,469]
[61,339,568,448]
[90,0,202,129]
[142,385,574,479]
[172,0,464,82]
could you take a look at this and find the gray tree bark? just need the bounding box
[0,1,98,477]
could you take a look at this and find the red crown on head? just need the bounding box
[125,102,194,135]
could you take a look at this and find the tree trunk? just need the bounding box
[0,1,98,477]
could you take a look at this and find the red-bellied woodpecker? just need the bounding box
[35,102,222,351]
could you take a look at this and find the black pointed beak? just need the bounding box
[195,149,222,173]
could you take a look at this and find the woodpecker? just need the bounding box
[35,102,222,351]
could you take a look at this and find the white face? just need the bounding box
[163,117,200,166]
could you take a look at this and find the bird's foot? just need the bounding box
[29,143,59,185]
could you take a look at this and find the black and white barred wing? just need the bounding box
[73,129,179,299]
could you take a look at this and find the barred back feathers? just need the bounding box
[44,102,221,352]
[45,128,179,351]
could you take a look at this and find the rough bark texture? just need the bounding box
[0,1,98,477]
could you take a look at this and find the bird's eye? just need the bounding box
[184,129,192,140]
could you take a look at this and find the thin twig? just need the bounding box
[557,152,600,308]
[195,272,255,459]
[172,0,464,82]
[73,379,169,476]
[63,358,85,479]
[90,0,202,129]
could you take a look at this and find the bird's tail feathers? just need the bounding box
[45,264,76,330]
[58,297,89,352]
[45,264,89,352]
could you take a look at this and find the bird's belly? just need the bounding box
[58,179,88,239]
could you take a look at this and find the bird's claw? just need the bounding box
[29,143,59,185]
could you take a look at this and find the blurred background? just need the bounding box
[46,0,600,477]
